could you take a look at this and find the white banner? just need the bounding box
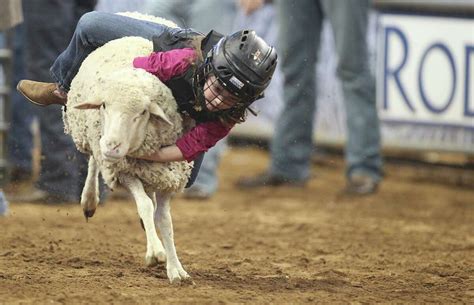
[378,14,474,129]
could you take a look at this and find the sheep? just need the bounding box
[63,13,194,284]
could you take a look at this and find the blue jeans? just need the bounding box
[50,11,175,91]
[1,25,34,174]
[145,0,192,28]
[186,0,236,194]
[188,139,227,193]
[185,153,204,188]
[271,0,382,182]
[0,191,8,216]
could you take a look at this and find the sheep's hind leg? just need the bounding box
[154,192,191,284]
[121,177,166,267]
[81,156,100,220]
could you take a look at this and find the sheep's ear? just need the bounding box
[149,103,173,126]
[74,101,103,109]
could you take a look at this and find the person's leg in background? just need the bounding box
[145,0,192,28]
[237,0,322,187]
[0,190,7,216]
[322,0,382,194]
[17,0,93,203]
[0,31,11,215]
[189,0,236,34]
[184,139,226,199]
[182,0,237,199]
[149,0,238,200]
[269,0,322,183]
[95,0,148,15]
[6,24,35,182]
[233,0,282,116]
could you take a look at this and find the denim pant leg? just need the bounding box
[22,0,91,200]
[190,0,237,34]
[322,0,383,181]
[6,25,34,172]
[269,0,323,181]
[36,106,89,201]
[185,153,204,188]
[190,138,227,194]
[145,0,191,28]
[50,11,175,91]
[0,191,8,216]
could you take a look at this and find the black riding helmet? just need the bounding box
[193,30,278,122]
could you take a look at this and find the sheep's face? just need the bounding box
[75,97,172,162]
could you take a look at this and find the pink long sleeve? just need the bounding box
[133,48,196,82]
[176,121,233,162]
[133,48,232,161]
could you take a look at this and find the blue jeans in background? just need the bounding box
[186,0,237,196]
[270,0,382,182]
[0,26,34,177]
[22,0,95,201]
[0,191,8,216]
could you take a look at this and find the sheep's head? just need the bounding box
[75,95,172,162]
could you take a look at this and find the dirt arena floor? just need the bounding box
[1,147,473,304]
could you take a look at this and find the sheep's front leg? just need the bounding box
[145,190,166,263]
[81,156,100,220]
[121,177,166,267]
[154,192,190,284]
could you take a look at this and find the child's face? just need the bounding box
[203,75,240,111]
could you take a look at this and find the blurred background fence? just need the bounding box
[231,0,474,160]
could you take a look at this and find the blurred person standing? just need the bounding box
[233,0,283,126]
[188,0,237,35]
[95,0,149,13]
[184,0,238,199]
[237,0,383,195]
[0,0,24,214]
[146,0,238,200]
[180,0,279,200]
[6,24,35,183]
[0,22,35,184]
[145,0,191,28]
[10,0,97,203]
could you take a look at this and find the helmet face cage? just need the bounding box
[192,58,251,122]
[204,75,240,111]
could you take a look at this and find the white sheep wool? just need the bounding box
[64,32,192,193]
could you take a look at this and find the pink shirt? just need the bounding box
[133,48,196,82]
[133,48,233,161]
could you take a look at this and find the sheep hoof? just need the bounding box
[167,266,191,284]
[145,249,166,267]
[83,209,96,220]
[145,255,160,267]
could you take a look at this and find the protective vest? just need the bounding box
[152,29,224,122]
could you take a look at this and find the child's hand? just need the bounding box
[136,145,185,163]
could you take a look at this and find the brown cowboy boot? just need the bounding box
[17,80,67,106]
